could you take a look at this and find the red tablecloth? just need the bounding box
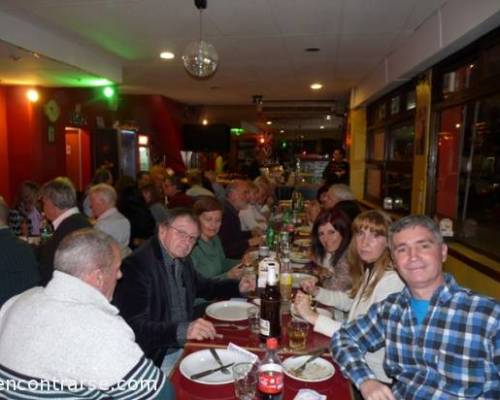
[170,345,353,400]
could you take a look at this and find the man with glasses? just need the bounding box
[113,208,255,371]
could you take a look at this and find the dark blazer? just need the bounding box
[113,236,241,366]
[218,200,251,259]
[0,228,40,308]
[37,212,91,285]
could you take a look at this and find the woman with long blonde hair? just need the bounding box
[295,210,404,384]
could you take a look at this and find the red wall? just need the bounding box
[0,87,10,204]
[0,85,185,201]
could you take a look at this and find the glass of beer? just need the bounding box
[288,319,309,350]
[280,272,292,301]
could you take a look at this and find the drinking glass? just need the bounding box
[233,362,257,400]
[288,319,309,350]
[247,306,260,335]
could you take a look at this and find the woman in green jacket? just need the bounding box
[191,196,247,279]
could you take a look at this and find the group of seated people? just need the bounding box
[0,168,498,399]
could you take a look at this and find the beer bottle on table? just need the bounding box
[258,337,284,400]
[259,263,281,341]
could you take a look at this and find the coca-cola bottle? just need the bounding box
[258,337,284,400]
[259,263,281,341]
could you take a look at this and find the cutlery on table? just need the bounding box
[190,362,235,380]
[290,348,327,375]
[209,348,230,375]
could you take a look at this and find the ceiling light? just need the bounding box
[26,89,39,102]
[160,51,175,60]
[266,121,272,125]
[202,119,208,125]
[310,83,323,90]
[325,115,331,120]
[320,125,324,129]
[280,129,284,133]
[182,0,218,79]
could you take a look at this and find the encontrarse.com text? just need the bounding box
[0,379,159,392]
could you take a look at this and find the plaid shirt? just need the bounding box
[331,274,500,399]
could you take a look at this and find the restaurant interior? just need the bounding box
[0,1,499,398]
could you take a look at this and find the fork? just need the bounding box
[209,348,230,375]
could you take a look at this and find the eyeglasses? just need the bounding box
[169,225,199,243]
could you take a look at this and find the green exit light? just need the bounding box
[230,128,245,136]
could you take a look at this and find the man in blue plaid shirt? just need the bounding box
[332,215,499,400]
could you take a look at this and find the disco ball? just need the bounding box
[182,40,219,79]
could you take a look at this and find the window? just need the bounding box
[435,96,500,259]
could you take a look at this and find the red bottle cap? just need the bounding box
[266,337,278,349]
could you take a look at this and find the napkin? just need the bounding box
[227,342,259,364]
[293,389,327,400]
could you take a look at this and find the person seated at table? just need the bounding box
[141,182,169,225]
[192,196,249,280]
[113,207,255,371]
[295,210,404,385]
[37,177,91,285]
[164,174,194,209]
[8,180,43,236]
[331,215,500,400]
[305,182,330,225]
[89,183,132,258]
[219,180,263,259]
[0,196,40,308]
[186,171,214,198]
[0,228,174,399]
[239,181,268,232]
[310,209,352,292]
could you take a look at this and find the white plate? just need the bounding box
[292,273,314,288]
[291,262,306,269]
[294,238,311,247]
[283,355,335,382]
[290,304,333,322]
[206,301,257,322]
[290,252,310,264]
[180,349,250,385]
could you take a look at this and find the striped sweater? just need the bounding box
[0,271,172,399]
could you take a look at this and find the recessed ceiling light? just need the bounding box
[320,125,325,129]
[310,83,323,90]
[280,129,284,133]
[325,115,331,120]
[305,48,320,52]
[160,51,175,60]
[266,121,272,125]
[202,119,208,125]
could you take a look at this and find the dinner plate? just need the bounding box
[283,355,335,382]
[296,226,312,236]
[205,301,257,322]
[180,349,249,385]
[290,252,310,264]
[290,304,333,322]
[292,273,314,288]
[294,238,311,248]
[291,262,306,269]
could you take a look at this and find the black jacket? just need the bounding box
[37,212,91,285]
[113,235,241,366]
[218,201,252,259]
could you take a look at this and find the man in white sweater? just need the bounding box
[0,228,173,399]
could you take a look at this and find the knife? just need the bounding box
[209,348,230,374]
[190,362,235,380]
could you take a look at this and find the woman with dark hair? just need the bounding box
[310,209,352,291]
[294,210,404,384]
[140,183,168,224]
[190,196,246,279]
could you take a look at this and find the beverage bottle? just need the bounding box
[259,263,281,341]
[266,226,275,251]
[279,257,292,301]
[258,337,284,400]
[40,217,53,243]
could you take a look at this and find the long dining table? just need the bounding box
[168,300,354,400]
